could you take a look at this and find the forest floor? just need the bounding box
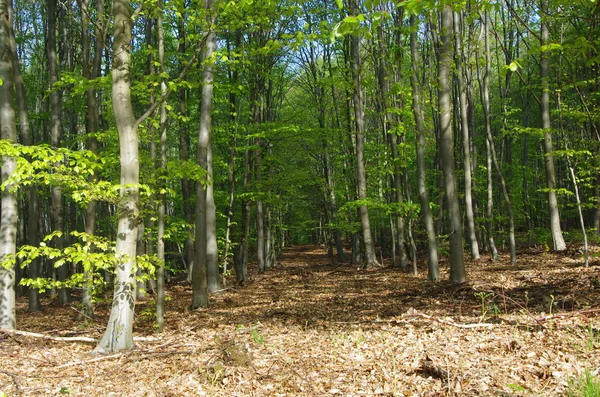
[2,245,600,396]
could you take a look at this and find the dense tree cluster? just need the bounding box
[0,0,599,352]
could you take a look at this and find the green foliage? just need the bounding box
[568,370,600,397]
[4,231,158,300]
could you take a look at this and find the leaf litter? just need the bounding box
[1,245,599,396]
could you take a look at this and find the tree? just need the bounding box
[410,14,439,281]
[437,4,465,283]
[540,0,566,251]
[348,0,379,268]
[191,0,218,308]
[453,10,479,261]
[94,0,140,353]
[0,0,18,330]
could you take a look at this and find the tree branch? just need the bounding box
[133,30,211,130]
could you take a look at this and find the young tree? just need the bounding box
[410,14,439,281]
[48,0,69,304]
[453,10,479,261]
[192,0,218,307]
[540,0,566,251]
[437,4,465,283]
[348,0,379,268]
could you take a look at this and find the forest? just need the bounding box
[0,0,600,395]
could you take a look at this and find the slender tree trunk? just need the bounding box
[256,148,266,273]
[540,0,566,251]
[349,5,378,268]
[8,0,40,311]
[437,5,465,283]
[48,0,69,304]
[155,0,167,331]
[192,0,217,306]
[95,0,139,353]
[410,15,439,280]
[176,11,193,281]
[324,145,344,261]
[454,11,479,260]
[80,0,104,317]
[480,9,516,264]
[0,0,18,330]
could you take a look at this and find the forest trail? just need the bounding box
[2,246,600,396]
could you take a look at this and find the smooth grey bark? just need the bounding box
[437,5,465,283]
[205,135,220,291]
[485,134,499,260]
[480,9,516,264]
[8,0,40,311]
[349,16,378,268]
[453,11,479,260]
[410,15,439,281]
[176,9,193,281]
[380,14,409,271]
[324,144,344,261]
[155,1,167,331]
[202,4,220,293]
[192,0,217,307]
[222,33,239,280]
[94,0,139,353]
[236,145,251,284]
[540,0,566,251]
[256,150,266,273]
[48,0,69,304]
[0,0,18,330]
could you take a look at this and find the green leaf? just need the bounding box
[334,0,343,10]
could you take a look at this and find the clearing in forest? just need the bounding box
[1,246,600,396]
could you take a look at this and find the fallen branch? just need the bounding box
[0,328,97,343]
[402,308,494,329]
[56,352,125,369]
[533,308,600,324]
[0,328,163,345]
[57,349,194,369]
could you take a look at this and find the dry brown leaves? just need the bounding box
[1,245,599,396]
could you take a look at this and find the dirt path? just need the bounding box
[2,245,600,396]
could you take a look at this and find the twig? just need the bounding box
[56,352,125,369]
[402,308,494,329]
[0,370,21,396]
[69,306,96,322]
[0,328,97,343]
[534,308,600,324]
[56,349,195,369]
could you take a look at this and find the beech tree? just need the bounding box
[0,0,18,330]
[94,0,140,353]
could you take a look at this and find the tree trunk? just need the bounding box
[192,0,217,306]
[94,0,139,353]
[0,0,18,330]
[8,0,40,311]
[349,7,378,268]
[48,0,69,304]
[480,9,516,264]
[80,0,104,317]
[176,10,193,281]
[454,11,479,260]
[410,15,439,281]
[437,5,465,283]
[155,0,167,332]
[540,0,566,251]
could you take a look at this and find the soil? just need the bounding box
[1,245,600,396]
